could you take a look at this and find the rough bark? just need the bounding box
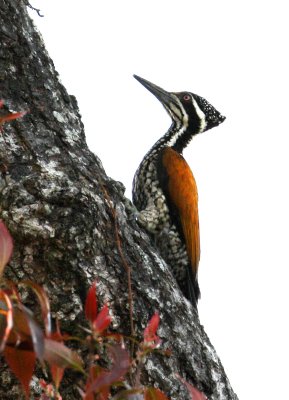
[0,1,238,399]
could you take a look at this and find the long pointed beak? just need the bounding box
[133,75,175,107]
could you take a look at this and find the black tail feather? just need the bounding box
[181,268,200,309]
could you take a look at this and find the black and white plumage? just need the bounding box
[132,75,225,307]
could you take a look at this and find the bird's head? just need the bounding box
[134,75,225,135]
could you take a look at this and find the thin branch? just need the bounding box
[23,0,44,17]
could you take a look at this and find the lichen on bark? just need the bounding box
[0,1,238,399]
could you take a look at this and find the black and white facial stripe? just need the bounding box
[133,75,225,153]
[172,92,225,134]
[193,94,226,129]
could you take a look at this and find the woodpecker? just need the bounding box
[132,75,225,307]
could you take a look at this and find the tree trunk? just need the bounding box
[0,1,238,399]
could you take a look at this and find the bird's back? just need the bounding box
[133,146,200,306]
[132,74,225,307]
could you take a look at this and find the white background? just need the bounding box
[29,1,289,399]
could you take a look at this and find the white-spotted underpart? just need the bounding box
[133,148,190,286]
[132,80,224,303]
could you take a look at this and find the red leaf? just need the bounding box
[0,220,13,278]
[0,110,27,127]
[48,321,65,389]
[143,313,161,348]
[0,290,13,351]
[48,347,65,390]
[85,281,98,324]
[84,366,110,400]
[178,376,207,400]
[5,305,44,362]
[144,313,160,342]
[22,281,51,336]
[50,363,65,391]
[18,306,45,362]
[144,387,170,400]
[4,345,36,399]
[85,344,130,397]
[44,338,84,372]
[92,304,111,334]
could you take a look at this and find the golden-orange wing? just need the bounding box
[161,147,200,277]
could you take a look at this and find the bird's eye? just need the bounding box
[183,94,191,101]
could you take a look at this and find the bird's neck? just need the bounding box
[150,122,195,156]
